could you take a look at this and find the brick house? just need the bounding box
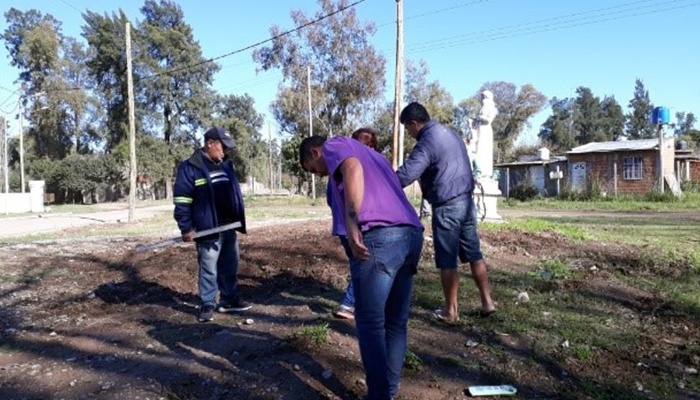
[566,138,675,195]
[674,143,700,184]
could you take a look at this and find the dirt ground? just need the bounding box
[0,213,699,400]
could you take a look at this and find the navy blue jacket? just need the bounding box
[173,150,247,240]
[396,120,474,206]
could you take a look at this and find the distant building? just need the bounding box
[495,148,568,197]
[566,138,675,195]
[674,140,700,183]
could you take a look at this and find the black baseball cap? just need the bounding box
[204,127,234,148]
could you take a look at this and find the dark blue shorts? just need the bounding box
[431,196,483,269]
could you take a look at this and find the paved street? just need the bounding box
[0,204,173,238]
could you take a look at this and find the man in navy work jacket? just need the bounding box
[396,102,496,322]
[173,127,252,323]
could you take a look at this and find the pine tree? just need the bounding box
[625,78,655,139]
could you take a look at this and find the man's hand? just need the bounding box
[182,230,195,242]
[347,224,369,262]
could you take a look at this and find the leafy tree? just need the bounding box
[404,60,454,125]
[452,97,480,137]
[599,96,625,141]
[2,8,62,86]
[82,9,138,151]
[625,78,655,139]
[253,0,386,189]
[572,86,605,144]
[211,93,265,183]
[539,97,576,152]
[3,9,74,160]
[139,0,219,143]
[478,81,547,161]
[674,112,696,136]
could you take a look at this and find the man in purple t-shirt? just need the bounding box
[300,135,423,400]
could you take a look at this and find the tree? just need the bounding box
[404,60,454,125]
[478,81,547,161]
[139,0,219,144]
[572,86,605,144]
[253,0,386,188]
[625,78,655,139]
[539,97,576,152]
[674,112,696,136]
[451,97,480,137]
[599,96,625,141]
[211,94,265,183]
[82,9,137,151]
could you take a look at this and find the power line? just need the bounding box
[408,0,682,49]
[54,0,83,14]
[26,0,367,94]
[143,0,367,82]
[407,0,699,54]
[377,0,495,28]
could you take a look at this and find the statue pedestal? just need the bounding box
[474,177,502,222]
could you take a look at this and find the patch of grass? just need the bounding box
[570,344,594,361]
[404,349,423,370]
[297,323,329,345]
[500,191,700,211]
[481,218,588,240]
[532,257,574,281]
[439,356,462,367]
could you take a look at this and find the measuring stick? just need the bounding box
[135,221,242,253]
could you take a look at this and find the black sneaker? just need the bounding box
[217,298,253,313]
[198,304,215,323]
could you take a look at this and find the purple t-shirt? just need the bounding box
[323,137,422,233]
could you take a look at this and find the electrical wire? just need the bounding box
[407,0,698,54]
[21,0,367,94]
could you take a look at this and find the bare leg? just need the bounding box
[439,269,460,320]
[469,259,495,313]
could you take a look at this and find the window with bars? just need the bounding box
[622,156,643,180]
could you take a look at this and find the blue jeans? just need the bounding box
[432,196,483,269]
[339,236,355,307]
[350,226,424,400]
[196,230,240,306]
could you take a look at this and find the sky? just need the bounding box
[1,0,699,146]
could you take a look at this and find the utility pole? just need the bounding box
[268,123,273,193]
[392,0,404,169]
[126,22,137,222]
[307,65,316,200]
[18,85,25,193]
[1,116,7,202]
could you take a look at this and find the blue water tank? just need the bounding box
[651,106,671,125]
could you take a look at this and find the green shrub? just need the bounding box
[510,182,539,201]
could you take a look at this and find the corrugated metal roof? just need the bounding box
[495,156,567,167]
[567,138,659,154]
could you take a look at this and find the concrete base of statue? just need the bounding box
[473,177,503,222]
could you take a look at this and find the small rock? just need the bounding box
[244,319,254,325]
[590,265,598,272]
[466,340,479,348]
[684,367,698,374]
[677,381,686,389]
[635,381,644,391]
[561,340,569,349]
[293,364,301,371]
[70,381,76,387]
[355,378,366,387]
[49,331,57,337]
[321,370,332,379]
[517,292,530,303]
[542,312,551,317]
[146,344,154,349]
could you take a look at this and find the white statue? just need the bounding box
[470,90,498,179]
